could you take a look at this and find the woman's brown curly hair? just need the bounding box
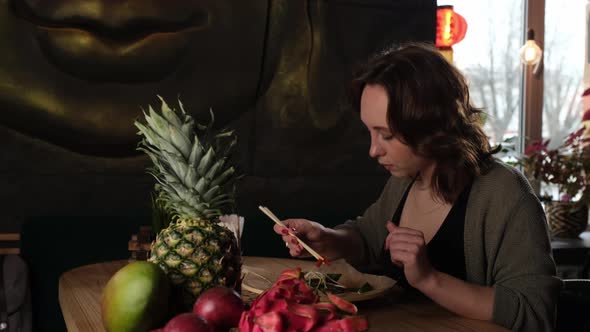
[350,42,497,203]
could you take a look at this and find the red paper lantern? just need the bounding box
[436,5,468,48]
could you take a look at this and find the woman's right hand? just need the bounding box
[273,219,327,258]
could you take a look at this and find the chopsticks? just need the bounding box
[258,205,330,266]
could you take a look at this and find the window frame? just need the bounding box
[521,0,545,152]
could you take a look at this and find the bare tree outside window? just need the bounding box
[462,1,523,145]
[444,0,524,147]
[543,0,585,148]
[444,0,585,153]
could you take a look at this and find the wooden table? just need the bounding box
[59,257,509,332]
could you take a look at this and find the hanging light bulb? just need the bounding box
[519,28,543,72]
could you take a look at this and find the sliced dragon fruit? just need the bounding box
[239,267,368,332]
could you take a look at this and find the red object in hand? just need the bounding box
[164,313,212,332]
[193,287,245,332]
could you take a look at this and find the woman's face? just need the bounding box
[360,84,430,178]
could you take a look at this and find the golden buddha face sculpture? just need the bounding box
[0,0,434,159]
[0,0,268,155]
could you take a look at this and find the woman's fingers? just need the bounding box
[290,244,304,257]
[389,232,423,245]
[389,226,423,237]
[273,223,285,235]
[272,218,322,258]
[385,232,423,252]
[384,232,392,250]
[390,250,413,264]
[285,238,305,257]
[273,219,304,234]
[273,222,302,243]
[384,232,424,250]
[282,233,303,253]
[386,221,396,233]
[284,219,308,233]
[387,239,422,265]
[389,240,422,254]
[384,221,424,248]
[277,221,306,256]
[385,224,425,266]
[384,221,396,250]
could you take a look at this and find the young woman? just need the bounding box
[273,43,561,331]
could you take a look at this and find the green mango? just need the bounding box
[101,261,170,332]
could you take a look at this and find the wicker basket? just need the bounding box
[545,201,588,238]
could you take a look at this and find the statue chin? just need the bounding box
[0,0,269,156]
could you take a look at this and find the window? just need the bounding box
[542,0,585,148]
[440,0,587,153]
[441,1,588,200]
[439,0,525,147]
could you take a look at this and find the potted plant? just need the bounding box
[507,127,590,238]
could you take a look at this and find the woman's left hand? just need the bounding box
[385,221,436,290]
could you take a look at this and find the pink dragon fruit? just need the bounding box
[239,268,368,332]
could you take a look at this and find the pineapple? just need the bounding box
[135,97,241,308]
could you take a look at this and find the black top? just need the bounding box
[381,181,471,289]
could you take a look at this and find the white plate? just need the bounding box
[241,256,396,302]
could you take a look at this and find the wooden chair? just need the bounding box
[0,233,20,255]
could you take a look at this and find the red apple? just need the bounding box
[164,313,213,332]
[193,287,245,332]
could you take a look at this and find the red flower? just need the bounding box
[518,126,590,203]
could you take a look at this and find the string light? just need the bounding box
[519,28,543,74]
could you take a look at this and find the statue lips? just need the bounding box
[11,0,209,82]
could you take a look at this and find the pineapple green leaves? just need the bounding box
[150,191,175,234]
[135,97,239,221]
